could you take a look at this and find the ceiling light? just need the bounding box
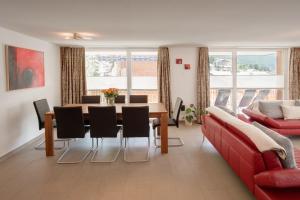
[59,32,95,40]
[73,33,92,40]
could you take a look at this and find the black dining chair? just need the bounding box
[81,95,101,125]
[122,106,150,162]
[88,106,122,162]
[115,95,126,103]
[82,95,101,104]
[152,97,184,147]
[54,106,91,164]
[115,95,126,125]
[33,99,65,150]
[129,95,148,103]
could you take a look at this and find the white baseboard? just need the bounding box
[0,134,44,162]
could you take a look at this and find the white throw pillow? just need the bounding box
[281,105,300,120]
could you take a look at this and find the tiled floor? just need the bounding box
[0,124,299,200]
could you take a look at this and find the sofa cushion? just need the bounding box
[255,185,300,200]
[272,128,300,136]
[255,169,300,188]
[248,100,295,113]
[262,151,283,170]
[265,118,300,129]
[281,105,300,120]
[259,101,283,119]
[295,100,300,106]
[253,122,297,169]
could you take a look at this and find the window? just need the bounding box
[85,49,158,103]
[131,51,158,102]
[209,49,287,112]
[209,52,233,109]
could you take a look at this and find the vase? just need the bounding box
[106,97,115,105]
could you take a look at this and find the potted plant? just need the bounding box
[101,88,119,104]
[184,104,196,126]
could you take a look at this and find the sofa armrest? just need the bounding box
[237,114,251,123]
[242,109,267,123]
[263,117,282,129]
[255,169,300,188]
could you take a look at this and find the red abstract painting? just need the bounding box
[6,45,44,90]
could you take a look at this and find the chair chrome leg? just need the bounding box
[153,128,184,148]
[57,140,91,164]
[124,137,150,163]
[153,128,158,147]
[90,136,122,163]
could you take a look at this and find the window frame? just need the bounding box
[209,48,289,112]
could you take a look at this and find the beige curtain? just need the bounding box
[196,47,210,122]
[158,47,172,117]
[60,47,86,105]
[289,48,300,99]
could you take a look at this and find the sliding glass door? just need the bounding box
[130,51,158,103]
[209,49,288,113]
[209,52,233,109]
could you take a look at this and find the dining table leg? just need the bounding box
[160,112,168,154]
[45,113,54,156]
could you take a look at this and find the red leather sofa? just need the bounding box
[243,109,300,136]
[201,114,300,200]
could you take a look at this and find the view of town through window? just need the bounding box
[209,50,285,112]
[85,50,158,103]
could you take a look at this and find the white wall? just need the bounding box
[169,47,198,108]
[0,27,60,157]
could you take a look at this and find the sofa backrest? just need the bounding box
[248,100,295,113]
[203,114,284,192]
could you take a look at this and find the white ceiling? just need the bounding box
[0,0,300,47]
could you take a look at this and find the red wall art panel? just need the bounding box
[176,58,182,64]
[184,64,191,70]
[6,45,45,90]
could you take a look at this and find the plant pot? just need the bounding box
[185,120,193,126]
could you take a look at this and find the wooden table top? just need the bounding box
[63,103,168,115]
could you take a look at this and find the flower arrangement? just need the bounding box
[101,88,119,98]
[101,88,119,104]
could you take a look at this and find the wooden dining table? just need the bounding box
[44,103,169,156]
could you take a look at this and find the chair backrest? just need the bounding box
[129,95,148,103]
[115,95,126,103]
[54,107,86,139]
[122,106,149,138]
[173,97,183,127]
[33,99,50,130]
[253,89,270,102]
[82,95,101,104]
[88,106,118,138]
[214,89,231,107]
[238,89,256,108]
